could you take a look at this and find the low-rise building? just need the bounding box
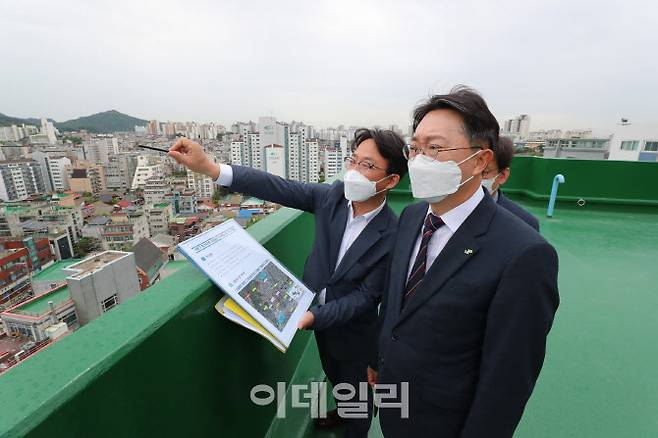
[102,211,149,251]
[0,284,77,342]
[82,216,110,239]
[543,137,610,160]
[63,251,141,325]
[607,122,658,162]
[164,188,198,214]
[146,203,173,236]
[53,192,82,208]
[143,177,170,205]
[168,215,201,242]
[0,248,34,309]
[150,234,177,260]
[132,238,167,289]
[49,230,75,260]
[0,236,55,274]
[68,165,106,195]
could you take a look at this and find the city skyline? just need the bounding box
[1,1,657,134]
[0,110,635,139]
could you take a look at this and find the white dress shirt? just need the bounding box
[215,163,234,186]
[316,199,385,304]
[214,163,385,305]
[407,187,485,279]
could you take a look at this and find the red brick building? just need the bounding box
[0,236,55,273]
[0,248,34,308]
[168,216,201,242]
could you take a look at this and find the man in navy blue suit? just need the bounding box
[369,87,559,437]
[170,129,407,438]
[482,136,540,231]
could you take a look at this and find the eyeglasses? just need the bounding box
[343,156,386,172]
[403,144,481,160]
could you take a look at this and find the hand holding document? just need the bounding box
[177,219,315,352]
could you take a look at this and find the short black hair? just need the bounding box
[352,128,408,178]
[412,85,499,152]
[495,136,514,170]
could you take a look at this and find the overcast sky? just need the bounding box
[1,0,656,134]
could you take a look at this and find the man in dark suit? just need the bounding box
[169,129,407,438]
[368,87,559,438]
[482,136,540,231]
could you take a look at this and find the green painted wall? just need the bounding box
[0,211,323,438]
[391,156,658,207]
[503,156,658,206]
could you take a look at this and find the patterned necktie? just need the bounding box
[402,213,444,309]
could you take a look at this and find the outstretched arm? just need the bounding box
[168,137,331,213]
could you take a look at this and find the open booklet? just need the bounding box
[177,219,315,353]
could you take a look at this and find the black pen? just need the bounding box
[137,144,170,153]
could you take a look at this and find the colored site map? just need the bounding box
[237,261,304,331]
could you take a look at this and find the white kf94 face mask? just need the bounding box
[343,169,392,202]
[481,171,502,194]
[408,149,482,203]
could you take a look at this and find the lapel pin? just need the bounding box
[464,249,473,255]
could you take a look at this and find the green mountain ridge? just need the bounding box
[0,110,148,134]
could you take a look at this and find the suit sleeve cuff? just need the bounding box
[308,305,325,330]
[214,164,234,186]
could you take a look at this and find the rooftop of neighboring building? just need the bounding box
[87,216,110,226]
[5,285,71,317]
[0,158,36,164]
[0,333,28,356]
[219,194,243,205]
[241,197,265,206]
[171,215,200,225]
[63,251,131,279]
[19,219,49,232]
[69,169,88,178]
[32,259,82,283]
[132,238,165,275]
[116,200,133,208]
[3,205,32,214]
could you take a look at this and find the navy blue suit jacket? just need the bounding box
[374,192,559,438]
[497,190,540,231]
[229,165,397,362]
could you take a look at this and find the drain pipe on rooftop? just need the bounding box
[547,174,565,218]
[48,301,57,324]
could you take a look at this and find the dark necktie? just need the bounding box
[402,213,444,309]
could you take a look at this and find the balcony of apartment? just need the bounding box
[0,157,657,437]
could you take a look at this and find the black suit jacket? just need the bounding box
[374,192,559,438]
[229,165,397,362]
[497,190,540,231]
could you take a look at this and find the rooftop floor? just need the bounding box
[64,251,127,278]
[32,259,81,283]
[508,197,658,437]
[10,286,71,317]
[0,335,28,356]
